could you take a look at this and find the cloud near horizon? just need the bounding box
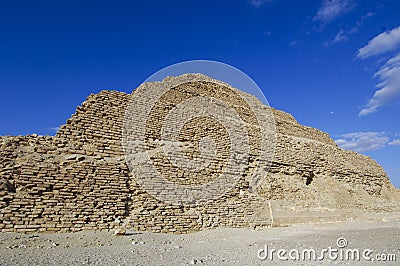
[314,0,354,24]
[335,132,390,153]
[49,126,60,132]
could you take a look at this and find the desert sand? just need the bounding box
[1,215,399,266]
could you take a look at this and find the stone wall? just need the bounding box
[0,74,399,233]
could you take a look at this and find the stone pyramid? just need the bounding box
[1,74,399,233]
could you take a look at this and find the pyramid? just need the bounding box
[1,74,399,233]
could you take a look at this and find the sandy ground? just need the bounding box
[0,220,399,266]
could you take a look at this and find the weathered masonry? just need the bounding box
[1,74,399,233]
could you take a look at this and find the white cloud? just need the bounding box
[314,0,354,23]
[335,132,389,152]
[357,26,400,59]
[49,126,60,132]
[389,139,400,146]
[248,0,273,8]
[347,11,375,34]
[323,11,375,46]
[362,12,375,19]
[324,29,347,47]
[359,53,400,115]
[333,30,347,42]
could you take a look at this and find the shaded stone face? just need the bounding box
[0,178,15,193]
[0,74,399,234]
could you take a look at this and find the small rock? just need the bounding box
[65,154,77,160]
[190,259,203,264]
[114,228,126,236]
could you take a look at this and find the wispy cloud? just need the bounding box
[359,53,400,116]
[335,132,390,152]
[248,0,273,8]
[323,11,375,47]
[389,139,400,146]
[314,0,354,24]
[350,11,375,34]
[357,26,400,59]
[264,30,272,36]
[49,126,60,132]
[356,26,400,115]
[324,29,347,47]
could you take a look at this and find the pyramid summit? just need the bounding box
[1,74,399,233]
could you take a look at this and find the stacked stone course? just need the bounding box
[1,74,399,233]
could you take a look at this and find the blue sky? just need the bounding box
[0,0,399,187]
